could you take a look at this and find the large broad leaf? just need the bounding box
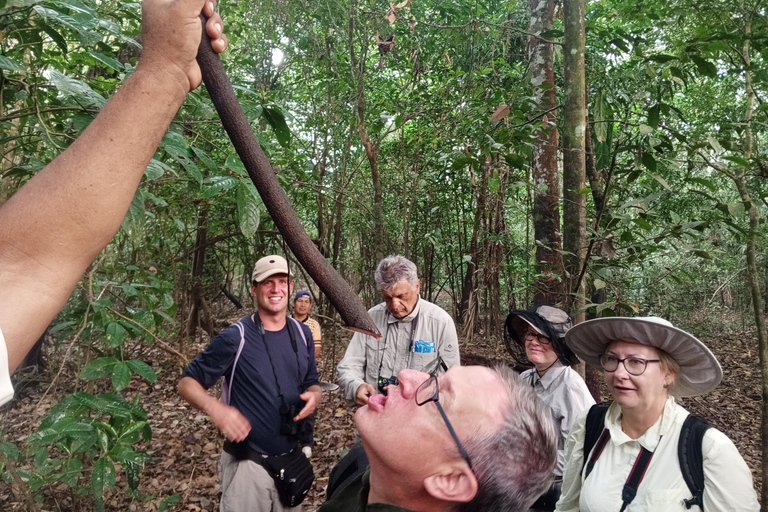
[125,359,157,383]
[105,322,127,349]
[80,357,119,380]
[120,190,145,239]
[145,159,172,180]
[592,91,610,143]
[88,51,123,71]
[200,175,238,198]
[111,361,131,391]
[690,55,718,78]
[40,22,68,54]
[91,457,116,512]
[237,182,261,238]
[49,70,106,108]
[0,55,25,72]
[262,106,291,147]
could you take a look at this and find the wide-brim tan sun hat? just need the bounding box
[565,317,722,397]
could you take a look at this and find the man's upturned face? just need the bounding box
[356,365,506,478]
[294,296,312,317]
[381,279,421,319]
[251,274,293,317]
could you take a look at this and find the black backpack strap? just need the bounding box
[582,403,611,474]
[679,414,711,510]
[620,446,657,512]
[327,442,369,500]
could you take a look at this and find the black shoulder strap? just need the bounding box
[582,403,611,473]
[679,414,711,510]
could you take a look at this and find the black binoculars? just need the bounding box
[279,400,307,438]
[377,375,399,394]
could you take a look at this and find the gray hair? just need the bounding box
[460,365,557,512]
[374,255,419,290]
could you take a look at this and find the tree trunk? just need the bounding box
[186,203,214,339]
[528,0,563,305]
[562,0,587,321]
[460,161,488,327]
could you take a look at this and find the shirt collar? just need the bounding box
[387,297,421,325]
[605,396,677,451]
[532,361,567,389]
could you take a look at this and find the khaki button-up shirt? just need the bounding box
[337,298,459,405]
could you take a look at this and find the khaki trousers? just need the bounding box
[219,451,302,512]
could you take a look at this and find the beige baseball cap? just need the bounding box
[251,255,293,283]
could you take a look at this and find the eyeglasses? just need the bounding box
[523,330,550,344]
[600,354,660,376]
[415,357,473,470]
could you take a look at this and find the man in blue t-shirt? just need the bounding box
[178,255,321,512]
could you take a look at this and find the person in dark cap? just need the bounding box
[505,305,594,511]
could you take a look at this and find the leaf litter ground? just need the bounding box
[0,309,762,510]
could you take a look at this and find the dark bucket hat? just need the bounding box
[504,305,579,366]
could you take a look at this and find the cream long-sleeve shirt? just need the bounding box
[521,361,595,476]
[0,327,13,406]
[556,397,759,512]
[336,297,460,405]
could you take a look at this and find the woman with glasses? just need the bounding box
[505,306,595,511]
[556,317,758,512]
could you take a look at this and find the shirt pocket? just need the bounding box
[411,350,438,373]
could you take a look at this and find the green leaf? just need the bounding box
[593,279,606,290]
[48,71,106,108]
[33,447,49,469]
[120,190,146,238]
[40,22,68,54]
[0,55,26,72]
[707,135,724,154]
[81,357,119,381]
[57,458,83,487]
[111,362,131,391]
[632,217,653,230]
[91,457,116,510]
[200,175,238,198]
[105,322,127,349]
[0,442,20,460]
[687,177,717,192]
[237,182,261,238]
[158,495,182,511]
[693,250,711,259]
[723,155,750,168]
[97,429,109,454]
[60,422,96,438]
[647,104,660,128]
[539,29,563,38]
[192,147,218,173]
[262,107,291,147]
[641,153,657,172]
[72,392,106,410]
[145,159,171,180]
[125,360,157,383]
[647,54,677,63]
[726,201,745,218]
[88,51,123,71]
[652,174,671,191]
[690,55,718,78]
[119,421,147,443]
[639,124,653,135]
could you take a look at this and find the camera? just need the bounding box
[377,375,398,395]
[279,400,307,439]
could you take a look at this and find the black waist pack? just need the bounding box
[225,441,314,507]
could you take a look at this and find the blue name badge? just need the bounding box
[413,340,436,353]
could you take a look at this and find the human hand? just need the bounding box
[209,402,251,442]
[356,383,377,406]
[294,388,322,421]
[139,0,229,93]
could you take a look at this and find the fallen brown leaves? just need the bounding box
[0,311,762,510]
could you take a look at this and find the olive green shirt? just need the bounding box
[319,470,418,512]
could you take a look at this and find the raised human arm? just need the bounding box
[178,376,251,442]
[0,0,227,374]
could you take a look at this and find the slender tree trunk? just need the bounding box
[460,161,488,327]
[528,0,563,305]
[562,0,587,321]
[348,3,384,261]
[738,20,768,507]
[186,203,213,338]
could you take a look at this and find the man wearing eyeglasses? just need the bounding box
[337,255,460,407]
[320,360,558,511]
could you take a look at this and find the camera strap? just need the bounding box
[253,313,304,406]
[377,312,420,382]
